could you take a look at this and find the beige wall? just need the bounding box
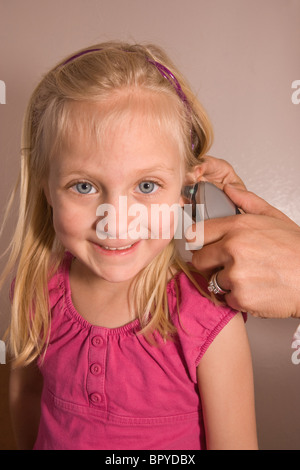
[0,0,299,450]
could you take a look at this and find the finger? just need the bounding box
[223,184,294,223]
[191,240,229,272]
[215,269,231,293]
[186,217,237,246]
[199,155,247,189]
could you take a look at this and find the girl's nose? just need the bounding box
[96,195,126,239]
[96,195,149,240]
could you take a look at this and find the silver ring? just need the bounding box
[208,272,229,295]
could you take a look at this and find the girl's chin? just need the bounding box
[92,266,142,284]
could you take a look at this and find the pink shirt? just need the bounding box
[34,252,239,450]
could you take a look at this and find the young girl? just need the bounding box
[5,41,257,450]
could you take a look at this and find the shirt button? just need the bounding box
[90,393,102,404]
[91,335,103,347]
[90,363,102,375]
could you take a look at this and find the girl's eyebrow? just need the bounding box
[134,165,176,175]
[58,165,176,178]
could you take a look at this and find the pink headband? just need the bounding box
[60,48,190,109]
[60,48,195,150]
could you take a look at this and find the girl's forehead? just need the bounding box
[51,110,185,186]
[49,94,186,183]
[60,90,187,154]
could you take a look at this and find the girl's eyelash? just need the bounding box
[67,179,164,196]
[69,181,97,195]
[135,180,163,195]
[137,179,163,188]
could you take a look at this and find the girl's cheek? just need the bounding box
[52,204,85,236]
[147,206,180,240]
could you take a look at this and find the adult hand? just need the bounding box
[189,156,300,319]
[198,155,246,190]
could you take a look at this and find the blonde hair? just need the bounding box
[1,41,215,367]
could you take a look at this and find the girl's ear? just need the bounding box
[180,165,204,206]
[184,165,204,185]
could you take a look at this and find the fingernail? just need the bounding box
[184,224,204,250]
[185,224,196,240]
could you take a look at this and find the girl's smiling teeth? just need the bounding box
[102,243,135,251]
[94,241,139,252]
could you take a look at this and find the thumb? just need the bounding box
[223,184,292,222]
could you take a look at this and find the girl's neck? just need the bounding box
[69,258,136,328]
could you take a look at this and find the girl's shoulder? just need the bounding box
[167,266,210,298]
[167,265,226,312]
[167,267,246,365]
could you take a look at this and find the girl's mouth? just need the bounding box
[92,240,140,256]
[102,243,135,251]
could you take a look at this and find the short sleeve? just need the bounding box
[167,270,242,382]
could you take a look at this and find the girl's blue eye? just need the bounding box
[73,182,96,194]
[137,181,159,194]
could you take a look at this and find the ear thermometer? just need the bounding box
[182,181,240,221]
[176,182,240,260]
